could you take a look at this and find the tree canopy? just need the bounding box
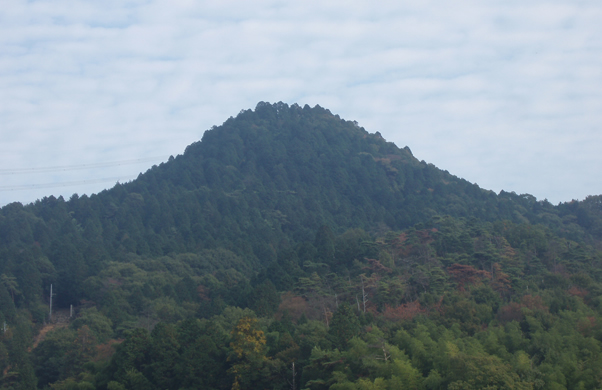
[0,102,601,389]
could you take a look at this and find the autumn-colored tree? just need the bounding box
[416,229,436,245]
[382,301,425,322]
[447,264,491,291]
[230,317,267,360]
[388,232,411,260]
[568,286,588,298]
[497,302,525,324]
[229,317,274,390]
[277,292,309,321]
[498,294,548,323]
[197,284,211,301]
[363,258,392,274]
[520,294,547,311]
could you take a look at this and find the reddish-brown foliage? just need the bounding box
[520,295,548,311]
[197,285,211,301]
[276,292,309,321]
[396,233,408,245]
[382,301,425,321]
[365,301,379,315]
[416,229,435,245]
[497,302,524,323]
[577,316,596,337]
[432,295,445,315]
[497,295,548,324]
[500,240,516,259]
[447,264,491,291]
[568,286,589,298]
[491,263,512,295]
[393,233,410,257]
[363,258,392,274]
[94,339,123,362]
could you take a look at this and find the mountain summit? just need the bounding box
[108,101,580,252]
[2,102,598,267]
[1,102,602,389]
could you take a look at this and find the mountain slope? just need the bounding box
[93,102,595,252]
[0,101,598,304]
[1,102,602,389]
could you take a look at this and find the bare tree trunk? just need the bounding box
[292,362,296,390]
[382,343,390,361]
[361,276,368,313]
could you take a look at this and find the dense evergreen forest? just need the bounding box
[1,102,602,389]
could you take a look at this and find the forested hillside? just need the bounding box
[0,102,601,389]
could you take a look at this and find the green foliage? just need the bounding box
[70,308,113,343]
[34,328,79,387]
[328,303,360,349]
[249,280,281,317]
[1,103,602,389]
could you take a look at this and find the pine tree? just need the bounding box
[328,303,360,349]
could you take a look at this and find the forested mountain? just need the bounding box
[0,102,602,389]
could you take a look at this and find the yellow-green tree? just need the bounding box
[229,316,284,390]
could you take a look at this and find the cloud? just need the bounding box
[0,0,601,206]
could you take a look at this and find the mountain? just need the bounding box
[0,101,600,304]
[1,102,602,389]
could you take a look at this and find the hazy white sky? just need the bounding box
[1,0,601,206]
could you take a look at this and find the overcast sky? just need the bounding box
[1,0,601,207]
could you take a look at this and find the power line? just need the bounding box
[0,156,169,175]
[0,176,139,192]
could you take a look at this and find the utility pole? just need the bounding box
[292,362,296,390]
